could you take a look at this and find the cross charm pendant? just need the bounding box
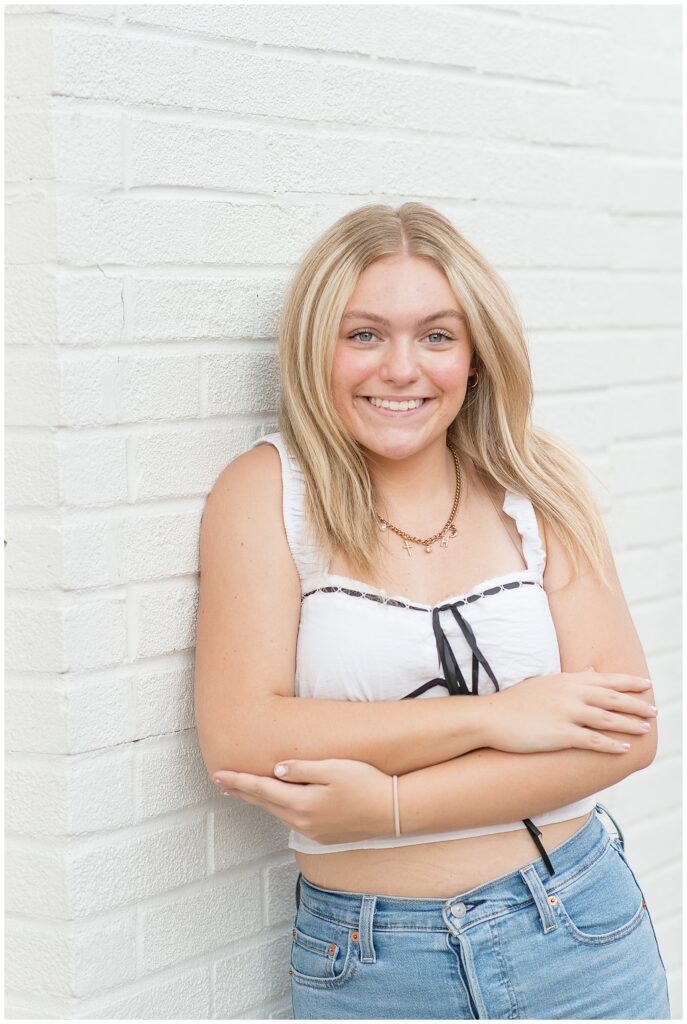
[402,540,413,557]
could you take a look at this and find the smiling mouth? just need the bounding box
[359,396,432,415]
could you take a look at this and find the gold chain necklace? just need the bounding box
[373,441,462,556]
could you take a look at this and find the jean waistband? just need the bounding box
[296,804,623,931]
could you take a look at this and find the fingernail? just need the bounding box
[275,764,288,776]
[649,705,657,712]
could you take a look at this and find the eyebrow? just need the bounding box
[342,309,466,327]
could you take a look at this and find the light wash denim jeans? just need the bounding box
[289,804,671,1019]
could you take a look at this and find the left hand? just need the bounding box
[212,759,395,845]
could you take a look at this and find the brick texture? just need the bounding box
[4,4,681,1019]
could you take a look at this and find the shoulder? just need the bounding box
[201,443,284,542]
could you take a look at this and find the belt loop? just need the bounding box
[519,863,559,934]
[357,894,377,963]
[595,802,625,850]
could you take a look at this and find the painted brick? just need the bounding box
[131,118,260,191]
[56,273,125,346]
[213,797,289,870]
[533,391,611,453]
[5,108,54,182]
[54,109,122,186]
[5,519,63,588]
[5,843,68,917]
[131,424,256,500]
[214,933,291,1018]
[133,579,199,659]
[134,662,196,741]
[5,23,53,98]
[62,594,128,671]
[6,6,680,1017]
[118,506,202,582]
[611,217,681,270]
[5,914,136,998]
[116,354,200,421]
[122,3,261,40]
[6,747,134,836]
[265,860,301,927]
[198,202,321,265]
[141,875,262,972]
[131,275,284,342]
[6,597,66,672]
[612,490,681,549]
[67,818,207,916]
[69,965,211,1019]
[56,196,198,266]
[5,682,68,753]
[59,435,128,506]
[204,350,280,415]
[5,357,61,425]
[5,267,57,346]
[610,437,681,495]
[10,354,123,429]
[609,383,681,441]
[53,29,195,106]
[6,190,56,264]
[607,333,680,386]
[137,733,214,819]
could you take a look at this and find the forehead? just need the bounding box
[341,257,465,325]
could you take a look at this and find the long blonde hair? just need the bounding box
[277,202,610,590]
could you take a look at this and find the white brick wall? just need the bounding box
[5,4,681,1018]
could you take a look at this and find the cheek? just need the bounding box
[331,347,366,395]
[432,358,470,391]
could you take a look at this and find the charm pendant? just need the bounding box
[379,521,387,531]
[402,540,413,557]
[425,545,432,553]
[440,525,458,548]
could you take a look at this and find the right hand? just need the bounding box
[482,668,657,755]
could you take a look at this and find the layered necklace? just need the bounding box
[373,440,462,556]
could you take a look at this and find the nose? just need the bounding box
[379,339,422,386]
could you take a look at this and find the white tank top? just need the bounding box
[250,432,600,855]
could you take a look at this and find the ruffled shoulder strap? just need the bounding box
[501,489,547,584]
[248,432,328,593]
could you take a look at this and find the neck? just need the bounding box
[365,435,462,527]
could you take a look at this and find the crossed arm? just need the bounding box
[195,450,658,835]
[370,517,658,835]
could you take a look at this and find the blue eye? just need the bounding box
[348,329,452,344]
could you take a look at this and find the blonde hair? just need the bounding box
[277,202,610,590]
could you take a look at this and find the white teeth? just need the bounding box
[368,397,425,411]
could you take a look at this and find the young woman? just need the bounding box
[194,203,671,1019]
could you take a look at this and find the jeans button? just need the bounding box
[451,902,467,918]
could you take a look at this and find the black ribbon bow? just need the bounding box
[401,599,556,877]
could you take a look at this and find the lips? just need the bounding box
[359,396,432,417]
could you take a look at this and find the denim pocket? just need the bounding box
[289,906,357,989]
[552,842,646,946]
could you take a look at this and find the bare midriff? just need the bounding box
[294,813,591,898]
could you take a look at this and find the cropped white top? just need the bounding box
[250,431,600,858]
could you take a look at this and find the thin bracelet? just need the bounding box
[392,774,401,836]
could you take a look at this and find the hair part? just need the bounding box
[276,202,611,591]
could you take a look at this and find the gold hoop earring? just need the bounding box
[468,370,479,388]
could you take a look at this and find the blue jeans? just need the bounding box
[289,804,671,1019]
